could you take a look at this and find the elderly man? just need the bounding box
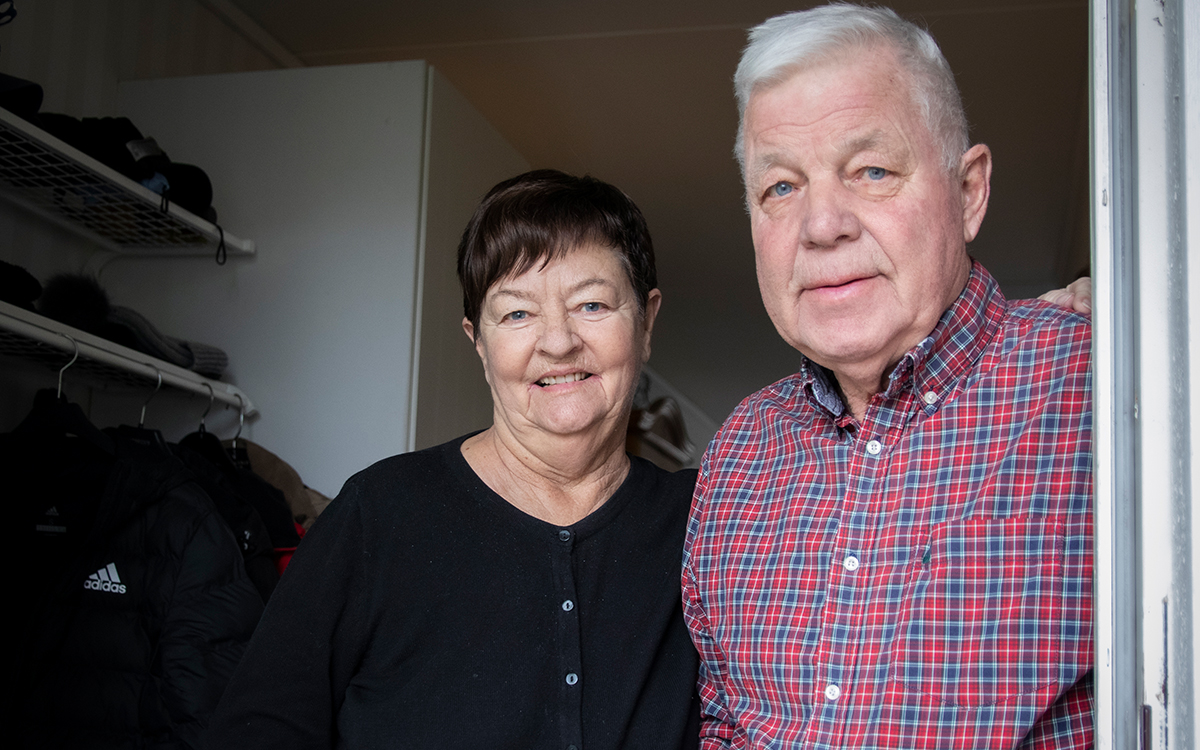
[682,5,1092,749]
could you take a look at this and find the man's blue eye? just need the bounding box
[865,167,887,181]
[771,182,793,197]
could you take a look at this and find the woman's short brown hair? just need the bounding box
[457,169,657,334]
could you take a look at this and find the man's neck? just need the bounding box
[833,367,890,422]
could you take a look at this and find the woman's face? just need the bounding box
[464,243,661,442]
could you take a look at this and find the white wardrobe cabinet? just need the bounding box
[98,61,527,496]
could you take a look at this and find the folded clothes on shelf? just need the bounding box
[38,273,229,378]
[0,73,219,223]
[0,259,41,311]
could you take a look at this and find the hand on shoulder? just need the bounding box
[1039,277,1092,316]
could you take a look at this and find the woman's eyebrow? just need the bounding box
[489,288,535,304]
[568,278,615,294]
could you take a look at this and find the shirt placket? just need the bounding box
[551,527,584,750]
[805,404,904,750]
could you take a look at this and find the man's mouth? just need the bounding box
[537,372,592,387]
[814,275,868,290]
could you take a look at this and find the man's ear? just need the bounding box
[959,143,992,243]
[640,289,663,363]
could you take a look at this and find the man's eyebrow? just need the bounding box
[746,153,788,186]
[843,130,885,153]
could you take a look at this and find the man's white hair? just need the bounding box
[734,3,970,176]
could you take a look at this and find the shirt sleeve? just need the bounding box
[1019,671,1095,749]
[681,457,737,750]
[201,476,372,749]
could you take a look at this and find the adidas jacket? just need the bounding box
[5,413,264,750]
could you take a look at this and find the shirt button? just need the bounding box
[824,684,841,701]
[558,529,571,542]
[842,555,860,572]
[866,439,882,455]
[923,390,938,405]
[565,672,579,685]
[562,599,575,612]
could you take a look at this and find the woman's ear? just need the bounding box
[640,289,663,362]
[462,317,480,353]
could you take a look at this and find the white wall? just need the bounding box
[412,68,529,449]
[110,62,429,497]
[0,0,277,119]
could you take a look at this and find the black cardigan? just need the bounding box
[204,435,700,750]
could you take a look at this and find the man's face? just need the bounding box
[743,45,989,384]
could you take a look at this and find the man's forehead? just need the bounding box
[746,98,916,172]
[744,55,925,164]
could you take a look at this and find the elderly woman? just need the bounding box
[204,170,699,750]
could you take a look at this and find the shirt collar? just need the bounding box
[798,260,1007,420]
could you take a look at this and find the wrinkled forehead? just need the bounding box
[741,43,921,146]
[743,53,936,170]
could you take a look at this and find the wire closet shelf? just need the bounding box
[0,106,254,255]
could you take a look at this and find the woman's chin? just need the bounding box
[525,407,616,441]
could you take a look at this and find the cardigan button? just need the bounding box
[558,529,571,542]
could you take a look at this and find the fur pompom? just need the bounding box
[38,273,111,334]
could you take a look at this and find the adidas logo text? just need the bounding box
[84,563,127,595]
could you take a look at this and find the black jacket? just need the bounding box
[5,395,263,749]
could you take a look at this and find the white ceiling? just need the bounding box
[227,0,1090,426]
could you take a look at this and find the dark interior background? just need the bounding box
[10,0,1091,431]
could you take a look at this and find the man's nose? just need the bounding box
[798,179,861,249]
[537,313,582,357]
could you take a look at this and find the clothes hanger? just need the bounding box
[225,393,252,470]
[137,369,163,429]
[198,382,214,434]
[109,367,170,455]
[58,333,79,400]
[179,382,238,470]
[15,334,115,455]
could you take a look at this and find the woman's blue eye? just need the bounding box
[582,302,602,313]
[865,167,887,181]
[507,310,527,321]
[770,182,793,197]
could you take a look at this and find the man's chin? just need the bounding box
[794,332,902,381]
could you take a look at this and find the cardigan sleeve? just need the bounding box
[202,476,373,749]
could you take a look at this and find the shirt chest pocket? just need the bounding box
[888,516,1065,708]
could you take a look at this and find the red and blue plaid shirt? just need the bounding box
[682,262,1093,749]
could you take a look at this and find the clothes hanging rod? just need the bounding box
[0,300,256,416]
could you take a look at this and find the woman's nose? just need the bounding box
[537,313,582,357]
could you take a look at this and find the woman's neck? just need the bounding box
[460,425,631,526]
